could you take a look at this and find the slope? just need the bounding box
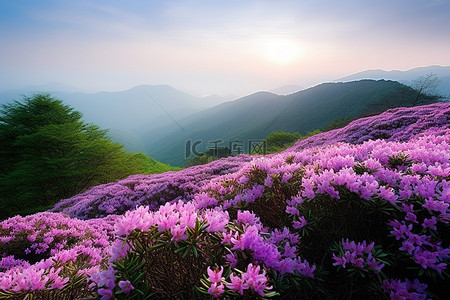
[337,65,450,95]
[146,80,422,166]
[1,103,448,299]
[0,85,225,152]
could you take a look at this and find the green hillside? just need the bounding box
[146,80,430,166]
[0,94,179,219]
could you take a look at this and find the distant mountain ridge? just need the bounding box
[2,66,448,164]
[269,84,303,95]
[0,84,228,153]
[337,65,450,95]
[146,79,423,166]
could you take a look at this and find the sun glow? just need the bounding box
[261,37,303,64]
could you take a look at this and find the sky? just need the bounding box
[0,0,450,96]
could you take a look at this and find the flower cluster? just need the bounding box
[51,155,253,219]
[94,203,314,298]
[0,212,116,258]
[388,219,449,273]
[0,213,117,297]
[382,278,429,300]
[0,102,449,299]
[287,102,450,151]
[203,264,273,298]
[332,239,386,274]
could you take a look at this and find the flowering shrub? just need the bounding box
[198,131,449,298]
[287,102,449,151]
[0,213,118,299]
[51,155,253,219]
[382,278,429,300]
[198,264,276,298]
[91,202,314,298]
[50,103,449,220]
[331,239,388,275]
[0,102,449,299]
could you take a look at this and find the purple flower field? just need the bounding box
[1,102,449,299]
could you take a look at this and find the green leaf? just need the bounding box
[148,243,165,252]
[265,291,281,297]
[182,247,190,258]
[132,272,145,285]
[174,246,187,254]
[149,230,165,241]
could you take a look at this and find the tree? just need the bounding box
[321,116,356,131]
[263,131,303,151]
[368,76,445,113]
[187,147,232,167]
[0,94,152,219]
[411,73,444,106]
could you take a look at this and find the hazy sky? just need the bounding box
[1,0,449,96]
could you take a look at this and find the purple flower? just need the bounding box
[118,280,134,294]
[422,217,437,230]
[98,288,113,300]
[292,216,307,230]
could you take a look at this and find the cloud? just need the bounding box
[0,0,449,95]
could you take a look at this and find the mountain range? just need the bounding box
[336,65,450,96]
[1,65,448,166]
[145,79,424,166]
[0,85,229,153]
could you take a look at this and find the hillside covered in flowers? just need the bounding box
[1,102,449,299]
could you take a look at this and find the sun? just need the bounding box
[261,37,303,64]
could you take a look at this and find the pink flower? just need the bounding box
[281,172,292,183]
[237,210,257,225]
[226,273,246,295]
[241,264,272,297]
[379,186,398,204]
[264,176,274,188]
[203,210,229,233]
[207,266,224,283]
[170,224,187,242]
[405,212,418,223]
[225,253,238,268]
[285,205,299,216]
[208,282,224,298]
[399,241,416,255]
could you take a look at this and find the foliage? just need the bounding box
[188,147,232,167]
[287,102,449,152]
[0,103,449,299]
[263,130,322,154]
[132,152,181,173]
[150,80,429,167]
[411,73,445,106]
[321,116,355,132]
[0,94,174,219]
[367,74,445,113]
[51,155,253,219]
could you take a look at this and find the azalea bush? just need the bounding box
[94,203,314,299]
[0,213,118,299]
[51,155,253,219]
[0,102,449,299]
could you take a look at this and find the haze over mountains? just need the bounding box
[147,80,424,166]
[1,65,448,166]
[0,85,229,153]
